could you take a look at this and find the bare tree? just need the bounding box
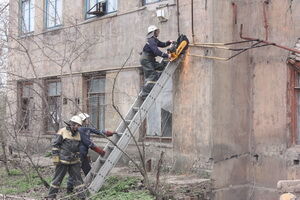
[0,0,103,191]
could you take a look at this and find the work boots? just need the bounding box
[66,187,73,194]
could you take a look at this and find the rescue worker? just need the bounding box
[66,113,117,193]
[47,115,86,199]
[140,25,172,98]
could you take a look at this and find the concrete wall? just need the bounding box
[209,0,300,199]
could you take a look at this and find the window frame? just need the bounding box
[45,79,62,132]
[144,73,173,140]
[20,0,35,35]
[84,0,117,19]
[288,60,300,145]
[18,81,34,132]
[86,75,106,130]
[143,0,166,5]
[45,0,63,29]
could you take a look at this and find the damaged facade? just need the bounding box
[6,0,300,199]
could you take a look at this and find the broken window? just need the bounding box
[85,0,117,19]
[45,0,62,28]
[21,0,35,34]
[87,76,106,130]
[18,82,34,131]
[146,77,173,138]
[46,80,61,132]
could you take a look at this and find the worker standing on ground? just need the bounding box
[140,25,172,98]
[46,115,86,199]
[66,113,117,194]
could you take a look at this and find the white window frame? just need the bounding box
[87,76,106,130]
[85,0,117,19]
[20,0,35,34]
[144,0,166,5]
[45,0,62,29]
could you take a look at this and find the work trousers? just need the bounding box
[47,162,86,199]
[140,54,168,98]
[67,155,91,191]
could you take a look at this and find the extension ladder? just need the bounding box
[85,55,184,194]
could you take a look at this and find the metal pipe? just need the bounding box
[263,1,269,41]
[191,0,195,43]
[176,0,180,37]
[240,24,300,54]
[232,2,237,25]
[188,41,271,61]
[190,43,271,51]
[192,40,257,46]
[188,53,229,61]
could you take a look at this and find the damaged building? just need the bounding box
[5,0,300,199]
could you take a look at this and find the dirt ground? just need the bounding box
[0,154,212,200]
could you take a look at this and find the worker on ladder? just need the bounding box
[140,25,173,99]
[66,113,117,194]
[46,115,86,199]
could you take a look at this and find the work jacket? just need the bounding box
[142,36,171,59]
[52,127,81,164]
[79,127,106,156]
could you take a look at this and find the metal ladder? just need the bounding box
[84,55,183,194]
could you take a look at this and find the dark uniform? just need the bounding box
[47,126,86,199]
[67,127,106,192]
[140,36,171,98]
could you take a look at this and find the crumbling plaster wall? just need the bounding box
[172,0,213,174]
[210,0,300,200]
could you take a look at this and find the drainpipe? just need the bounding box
[176,0,180,37]
[191,0,195,43]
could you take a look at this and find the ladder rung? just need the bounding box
[99,158,106,163]
[89,172,96,177]
[132,107,139,112]
[107,145,114,150]
[116,133,123,137]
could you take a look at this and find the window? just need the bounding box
[106,0,117,13]
[21,0,35,34]
[144,0,166,5]
[85,0,117,19]
[146,78,173,137]
[18,82,34,131]
[288,58,300,144]
[87,76,106,130]
[45,0,62,28]
[46,80,61,132]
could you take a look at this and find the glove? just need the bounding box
[52,156,60,165]
[105,130,117,137]
[91,146,106,157]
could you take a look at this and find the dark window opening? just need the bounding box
[85,0,117,19]
[161,108,172,137]
[46,80,61,132]
[19,82,34,131]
